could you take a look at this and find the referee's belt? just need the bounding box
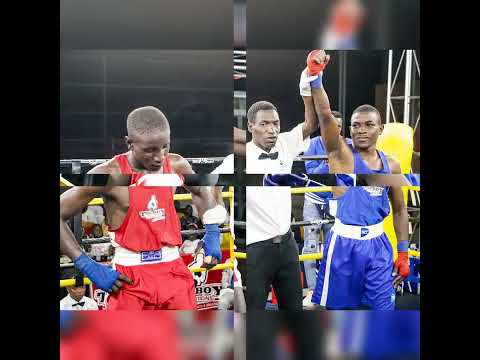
[331,219,384,240]
[268,231,292,244]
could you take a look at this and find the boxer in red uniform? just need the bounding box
[60,106,227,310]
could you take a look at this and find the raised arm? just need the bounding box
[306,50,353,169]
[301,95,319,139]
[299,70,329,174]
[311,86,341,152]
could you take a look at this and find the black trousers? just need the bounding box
[246,231,302,311]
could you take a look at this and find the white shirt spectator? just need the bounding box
[60,294,99,311]
[82,205,105,224]
[246,124,310,245]
[246,123,309,174]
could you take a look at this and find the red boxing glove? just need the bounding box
[394,252,410,278]
[307,50,330,76]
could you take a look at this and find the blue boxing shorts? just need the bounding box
[312,219,396,310]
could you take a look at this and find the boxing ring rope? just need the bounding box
[232,186,421,261]
[78,228,232,245]
[60,185,235,288]
[60,157,226,172]
[61,157,226,164]
[60,278,92,288]
[60,262,238,288]
[290,186,420,194]
[85,191,233,205]
[294,155,328,161]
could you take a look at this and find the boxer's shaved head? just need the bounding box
[351,105,381,125]
[125,106,171,172]
[127,106,170,136]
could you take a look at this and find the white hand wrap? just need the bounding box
[202,205,228,225]
[299,67,320,97]
[218,288,234,310]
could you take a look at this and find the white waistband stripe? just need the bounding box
[113,246,180,266]
[331,219,384,240]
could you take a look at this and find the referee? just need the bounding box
[245,99,318,310]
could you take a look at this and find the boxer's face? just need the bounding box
[350,111,382,150]
[248,110,280,152]
[67,286,86,302]
[127,130,171,172]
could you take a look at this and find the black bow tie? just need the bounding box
[258,152,279,160]
[72,301,85,307]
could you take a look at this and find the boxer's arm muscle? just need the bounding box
[60,186,108,260]
[311,86,353,168]
[60,164,115,260]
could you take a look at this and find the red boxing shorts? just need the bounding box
[108,255,196,310]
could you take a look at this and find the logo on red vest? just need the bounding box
[139,195,166,222]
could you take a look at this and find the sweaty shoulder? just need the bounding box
[168,153,194,175]
[385,154,402,174]
[87,158,121,174]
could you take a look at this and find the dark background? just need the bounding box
[61,50,232,159]
[60,0,233,160]
[248,0,420,49]
[60,0,232,49]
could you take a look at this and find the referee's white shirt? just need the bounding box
[60,294,99,311]
[246,123,310,245]
[211,154,234,174]
[246,123,309,174]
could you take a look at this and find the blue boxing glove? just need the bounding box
[202,223,222,267]
[263,173,309,187]
[73,253,120,292]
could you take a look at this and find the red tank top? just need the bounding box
[110,152,184,251]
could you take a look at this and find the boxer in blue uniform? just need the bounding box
[302,112,352,294]
[303,50,410,310]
